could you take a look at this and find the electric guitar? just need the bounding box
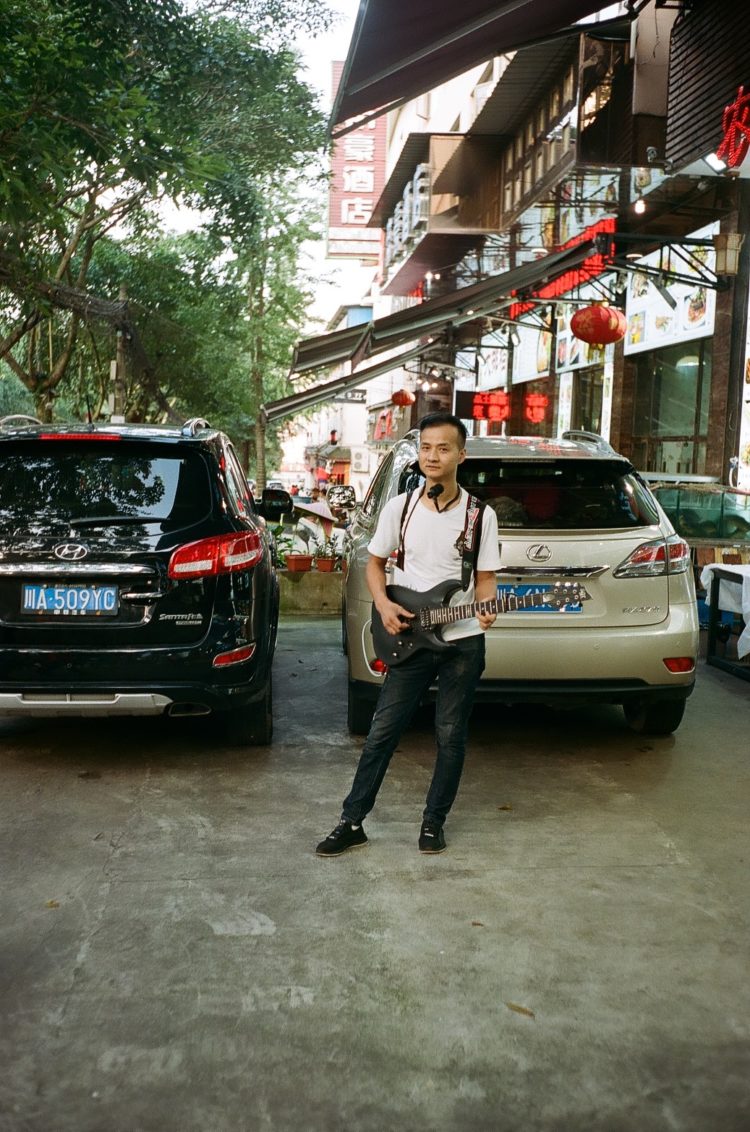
[370,579,591,666]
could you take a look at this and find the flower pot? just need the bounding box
[315,557,338,572]
[285,554,313,572]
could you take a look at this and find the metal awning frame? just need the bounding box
[291,241,597,378]
[262,344,433,423]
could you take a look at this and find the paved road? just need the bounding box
[1,617,749,1132]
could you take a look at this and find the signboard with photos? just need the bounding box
[512,315,552,385]
[623,222,718,356]
[554,278,617,373]
[476,339,509,390]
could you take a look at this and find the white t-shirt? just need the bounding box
[368,488,502,640]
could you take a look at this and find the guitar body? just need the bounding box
[370,580,470,666]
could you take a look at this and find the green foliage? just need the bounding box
[0,374,36,417]
[312,535,342,565]
[0,0,331,431]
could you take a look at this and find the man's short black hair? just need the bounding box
[418,411,467,447]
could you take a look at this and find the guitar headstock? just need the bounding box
[546,581,591,608]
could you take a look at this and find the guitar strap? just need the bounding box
[395,488,420,571]
[460,494,485,589]
[396,487,485,589]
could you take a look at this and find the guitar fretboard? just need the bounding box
[428,591,551,625]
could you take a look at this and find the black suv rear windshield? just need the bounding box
[0,441,211,527]
[458,459,660,530]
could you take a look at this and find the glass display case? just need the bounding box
[648,482,750,544]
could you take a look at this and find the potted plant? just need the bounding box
[273,527,313,572]
[285,552,314,572]
[312,535,342,572]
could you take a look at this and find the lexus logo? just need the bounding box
[526,543,552,562]
[53,542,89,561]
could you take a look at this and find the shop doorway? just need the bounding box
[571,367,603,433]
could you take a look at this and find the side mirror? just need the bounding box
[327,485,357,509]
[258,488,293,520]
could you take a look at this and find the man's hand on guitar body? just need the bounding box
[374,595,415,636]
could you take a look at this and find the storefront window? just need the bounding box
[631,341,712,474]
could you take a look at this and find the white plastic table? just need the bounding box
[700,563,750,661]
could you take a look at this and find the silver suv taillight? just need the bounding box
[613,534,691,578]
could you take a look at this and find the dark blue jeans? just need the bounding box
[342,633,486,827]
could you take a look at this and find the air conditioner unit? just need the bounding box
[351,450,369,473]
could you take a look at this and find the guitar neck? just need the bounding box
[428,591,541,625]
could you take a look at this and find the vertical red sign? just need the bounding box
[328,62,387,260]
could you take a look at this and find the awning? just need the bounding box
[262,345,427,423]
[291,322,370,374]
[291,240,596,377]
[331,0,622,134]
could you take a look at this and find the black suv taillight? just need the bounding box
[168,532,263,579]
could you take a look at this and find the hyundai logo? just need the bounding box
[526,543,552,562]
[53,542,89,561]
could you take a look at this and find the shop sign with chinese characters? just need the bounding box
[455,389,510,424]
[623,222,718,355]
[476,338,509,390]
[328,63,386,260]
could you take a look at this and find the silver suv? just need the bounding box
[342,430,698,736]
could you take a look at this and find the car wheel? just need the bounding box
[341,597,348,656]
[623,697,686,735]
[347,681,374,735]
[223,675,273,746]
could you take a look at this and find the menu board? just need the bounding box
[623,222,718,355]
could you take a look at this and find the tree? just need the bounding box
[0,0,330,417]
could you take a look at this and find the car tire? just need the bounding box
[623,697,686,735]
[223,675,273,746]
[341,597,348,656]
[347,681,374,735]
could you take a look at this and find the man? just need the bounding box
[316,412,501,857]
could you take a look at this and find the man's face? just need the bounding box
[418,424,466,482]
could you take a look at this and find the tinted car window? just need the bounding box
[0,442,211,526]
[458,459,661,529]
[224,446,253,517]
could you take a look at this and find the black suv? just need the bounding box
[0,416,291,745]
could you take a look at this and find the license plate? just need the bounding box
[22,584,119,616]
[497,583,583,613]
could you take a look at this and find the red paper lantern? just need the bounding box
[570,304,627,345]
[391,388,416,406]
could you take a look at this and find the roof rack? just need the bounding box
[561,429,618,456]
[0,414,43,429]
[181,417,211,437]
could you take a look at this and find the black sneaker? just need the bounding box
[316,819,368,857]
[418,821,446,854]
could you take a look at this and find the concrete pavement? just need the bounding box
[0,616,749,1131]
